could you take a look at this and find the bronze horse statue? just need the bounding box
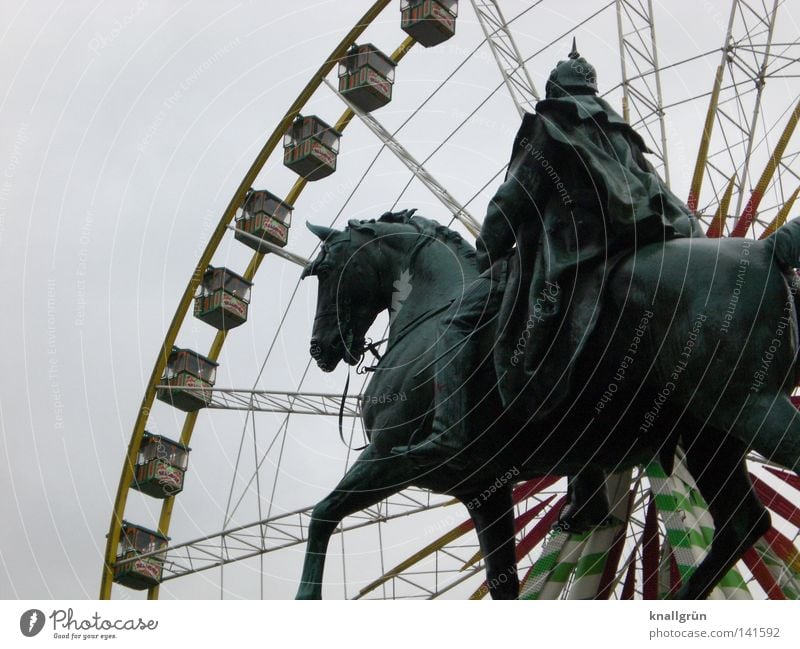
[297,210,800,599]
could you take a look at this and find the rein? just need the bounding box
[338,369,366,451]
[358,299,456,372]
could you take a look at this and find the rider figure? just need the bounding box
[397,42,702,530]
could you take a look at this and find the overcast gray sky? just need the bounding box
[1,0,798,600]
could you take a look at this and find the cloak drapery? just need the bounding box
[477,94,702,417]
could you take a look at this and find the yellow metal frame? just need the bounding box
[706,174,736,238]
[760,186,800,239]
[731,99,800,237]
[100,0,419,599]
[687,63,725,213]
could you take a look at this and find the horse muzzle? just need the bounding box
[310,339,334,372]
[310,339,323,361]
[310,337,346,373]
[309,332,364,372]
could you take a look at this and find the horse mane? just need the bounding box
[303,210,477,279]
[369,209,477,265]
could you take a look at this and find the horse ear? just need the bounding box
[306,221,337,242]
[300,261,318,280]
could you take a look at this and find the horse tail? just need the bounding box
[766,216,800,270]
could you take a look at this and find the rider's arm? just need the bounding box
[476,115,545,272]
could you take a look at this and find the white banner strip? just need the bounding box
[1,600,798,647]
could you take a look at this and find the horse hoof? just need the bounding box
[295,587,322,600]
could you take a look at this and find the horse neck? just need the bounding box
[385,234,477,343]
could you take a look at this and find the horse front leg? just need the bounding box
[296,444,416,599]
[462,484,519,599]
[295,498,341,600]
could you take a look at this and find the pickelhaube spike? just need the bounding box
[569,37,579,60]
[545,37,598,98]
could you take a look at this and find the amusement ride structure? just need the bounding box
[101,0,800,600]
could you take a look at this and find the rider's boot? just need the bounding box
[396,380,476,470]
[555,467,612,533]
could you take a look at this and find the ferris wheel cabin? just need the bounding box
[283,115,341,181]
[156,346,218,412]
[130,432,190,499]
[194,266,253,331]
[338,43,397,112]
[400,0,457,47]
[234,189,293,252]
[112,522,169,590]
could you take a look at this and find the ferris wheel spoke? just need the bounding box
[157,387,364,417]
[616,0,671,183]
[324,77,480,235]
[470,0,541,115]
[223,225,310,267]
[358,478,564,599]
[139,496,454,584]
[691,0,800,234]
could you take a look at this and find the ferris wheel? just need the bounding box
[100,0,800,600]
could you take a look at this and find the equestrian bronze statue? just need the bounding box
[296,47,800,600]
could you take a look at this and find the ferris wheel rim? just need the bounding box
[99,0,397,600]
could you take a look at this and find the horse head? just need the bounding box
[302,210,478,372]
[301,219,393,372]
